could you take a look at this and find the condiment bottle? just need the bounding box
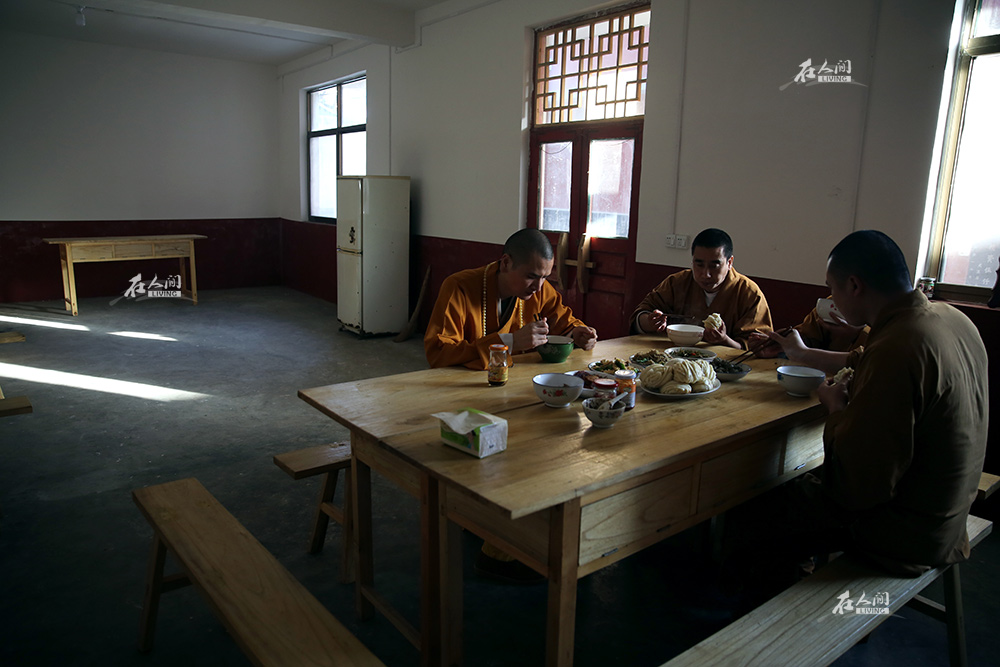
[614,369,637,410]
[592,378,617,402]
[487,344,509,386]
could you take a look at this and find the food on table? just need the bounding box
[712,357,746,374]
[703,312,723,331]
[666,347,713,360]
[631,349,669,365]
[640,358,717,394]
[590,357,629,373]
[573,370,614,388]
[833,367,854,383]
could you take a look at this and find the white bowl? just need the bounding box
[581,397,626,428]
[776,366,826,397]
[666,324,705,346]
[532,373,584,408]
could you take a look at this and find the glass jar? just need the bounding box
[614,369,637,410]
[592,378,617,402]
[487,344,509,386]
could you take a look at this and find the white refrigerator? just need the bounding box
[336,176,411,336]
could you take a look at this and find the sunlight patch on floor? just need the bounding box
[0,362,209,401]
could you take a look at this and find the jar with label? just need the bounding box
[487,344,509,386]
[592,378,618,402]
[614,369,637,410]
[918,277,936,299]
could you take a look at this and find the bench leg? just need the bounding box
[943,563,968,667]
[138,536,168,652]
[340,472,354,584]
[309,471,338,555]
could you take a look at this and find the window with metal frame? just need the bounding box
[923,0,1000,301]
[307,77,367,222]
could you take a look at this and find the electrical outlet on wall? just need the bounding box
[676,234,689,250]
[665,234,676,248]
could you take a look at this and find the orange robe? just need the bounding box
[630,267,772,349]
[424,262,587,370]
[795,304,869,368]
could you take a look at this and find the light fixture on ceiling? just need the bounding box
[76,6,86,27]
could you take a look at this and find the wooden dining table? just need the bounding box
[299,335,828,666]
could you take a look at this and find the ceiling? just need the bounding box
[0,0,450,66]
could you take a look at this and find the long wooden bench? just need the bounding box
[132,477,382,666]
[978,472,999,502]
[665,514,992,667]
[273,443,353,582]
[0,383,32,418]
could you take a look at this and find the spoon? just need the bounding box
[598,392,629,411]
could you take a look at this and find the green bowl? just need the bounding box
[536,335,574,363]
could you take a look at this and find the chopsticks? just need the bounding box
[730,327,792,364]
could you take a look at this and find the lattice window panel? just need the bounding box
[534,7,650,125]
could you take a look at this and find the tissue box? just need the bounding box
[432,408,508,458]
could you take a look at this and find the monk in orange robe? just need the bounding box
[425,229,597,370]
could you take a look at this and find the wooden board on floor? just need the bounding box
[0,396,33,418]
[0,331,26,344]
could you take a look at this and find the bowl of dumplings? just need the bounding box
[639,357,720,399]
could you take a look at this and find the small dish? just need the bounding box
[665,347,717,361]
[712,359,751,382]
[581,397,626,428]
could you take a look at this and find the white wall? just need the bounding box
[275,0,953,286]
[0,30,278,221]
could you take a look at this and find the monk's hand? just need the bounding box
[703,320,741,349]
[513,318,549,352]
[818,376,849,414]
[641,310,670,333]
[748,331,781,358]
[764,328,807,361]
[818,313,865,350]
[570,326,598,351]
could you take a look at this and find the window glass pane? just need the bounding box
[586,138,633,238]
[342,130,366,176]
[538,142,572,232]
[940,54,1000,287]
[310,87,338,131]
[342,79,367,127]
[310,136,338,218]
[974,0,1000,37]
[534,8,649,125]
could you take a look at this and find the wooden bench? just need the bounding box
[978,472,999,502]
[132,477,383,666]
[665,514,992,667]
[273,443,353,582]
[0,383,32,418]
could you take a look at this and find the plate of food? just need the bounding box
[588,357,631,373]
[665,346,717,361]
[641,378,721,399]
[629,348,670,368]
[711,357,751,382]
[567,370,618,398]
[637,357,720,399]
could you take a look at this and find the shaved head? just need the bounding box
[503,229,553,266]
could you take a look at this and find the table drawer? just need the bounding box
[782,419,825,474]
[72,244,115,261]
[153,241,192,257]
[579,467,694,567]
[114,243,154,259]
[698,436,783,512]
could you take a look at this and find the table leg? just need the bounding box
[59,245,78,316]
[182,241,198,305]
[546,497,581,667]
[422,481,463,667]
[351,441,375,620]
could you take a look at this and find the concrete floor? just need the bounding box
[1,286,997,666]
